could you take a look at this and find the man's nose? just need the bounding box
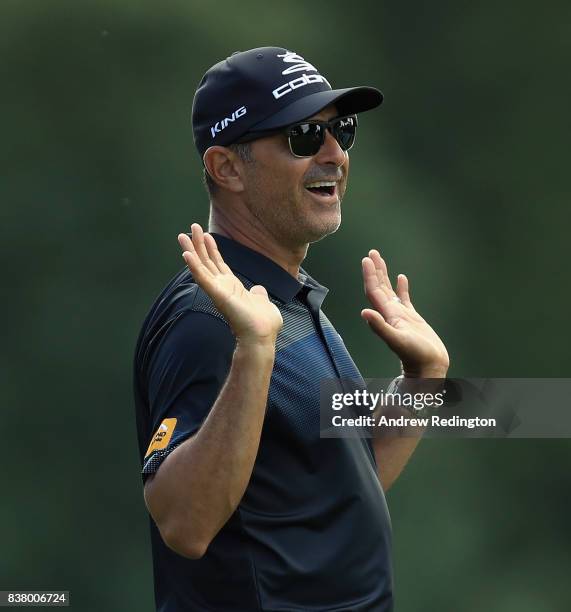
[314,129,347,167]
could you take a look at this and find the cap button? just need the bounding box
[256,53,264,59]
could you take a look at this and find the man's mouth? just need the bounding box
[305,180,337,197]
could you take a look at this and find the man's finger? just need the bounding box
[369,249,393,291]
[361,308,401,344]
[362,257,391,306]
[191,223,219,275]
[204,232,231,274]
[178,233,194,252]
[250,285,268,296]
[396,274,414,309]
[181,250,215,288]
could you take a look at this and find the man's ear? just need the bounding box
[203,146,245,193]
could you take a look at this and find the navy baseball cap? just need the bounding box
[191,47,383,158]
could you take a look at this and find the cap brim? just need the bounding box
[248,86,383,132]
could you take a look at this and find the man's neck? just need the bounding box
[209,211,308,279]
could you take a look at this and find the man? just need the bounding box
[133,47,449,611]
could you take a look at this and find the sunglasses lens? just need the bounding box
[289,123,324,157]
[287,116,357,157]
[333,117,357,151]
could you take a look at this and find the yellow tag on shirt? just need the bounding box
[145,418,177,458]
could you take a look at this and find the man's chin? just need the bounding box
[308,225,340,244]
[304,214,342,244]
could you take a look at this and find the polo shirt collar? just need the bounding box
[210,233,328,307]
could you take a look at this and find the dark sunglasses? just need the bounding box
[285,114,358,158]
[236,114,358,158]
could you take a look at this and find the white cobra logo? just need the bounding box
[277,51,318,75]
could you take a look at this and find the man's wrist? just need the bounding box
[403,366,448,379]
[388,372,447,417]
[235,338,277,360]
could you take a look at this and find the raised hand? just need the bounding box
[178,224,283,347]
[361,249,449,378]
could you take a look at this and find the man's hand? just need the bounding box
[361,249,449,378]
[178,224,283,346]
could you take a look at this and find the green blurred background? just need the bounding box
[2,0,570,610]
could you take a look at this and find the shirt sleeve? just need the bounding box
[141,309,236,481]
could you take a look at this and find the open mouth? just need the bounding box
[305,181,337,197]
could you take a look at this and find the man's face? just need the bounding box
[240,104,350,248]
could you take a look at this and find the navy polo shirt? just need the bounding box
[133,234,394,612]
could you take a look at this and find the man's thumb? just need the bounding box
[250,285,268,296]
